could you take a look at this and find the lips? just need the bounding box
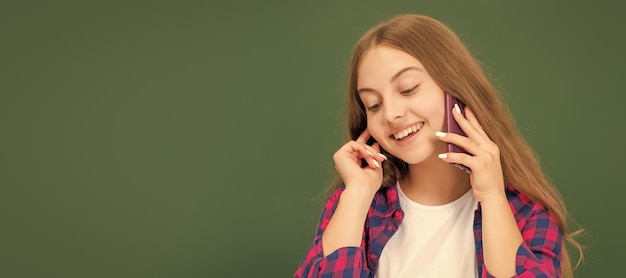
[391,122,424,140]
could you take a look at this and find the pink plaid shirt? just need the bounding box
[294,185,562,278]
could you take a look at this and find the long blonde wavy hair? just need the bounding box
[330,14,583,277]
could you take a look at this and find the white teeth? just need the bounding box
[393,123,423,140]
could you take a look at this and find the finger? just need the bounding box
[344,141,383,166]
[351,144,381,169]
[435,131,487,156]
[452,104,488,145]
[365,156,381,169]
[437,152,476,171]
[464,107,489,139]
[347,141,375,160]
[363,142,387,162]
[462,107,500,154]
[334,142,376,170]
[371,142,380,153]
[369,143,387,161]
[350,142,382,169]
[354,130,386,161]
[355,129,371,144]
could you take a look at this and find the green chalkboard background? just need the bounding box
[1,1,624,277]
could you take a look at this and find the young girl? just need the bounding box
[294,15,582,278]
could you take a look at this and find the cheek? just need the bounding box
[366,117,386,143]
[432,109,446,131]
[417,97,445,130]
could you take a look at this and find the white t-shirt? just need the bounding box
[375,183,478,278]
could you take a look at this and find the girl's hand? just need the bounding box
[435,104,505,203]
[333,129,387,196]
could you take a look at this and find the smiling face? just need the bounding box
[357,45,447,164]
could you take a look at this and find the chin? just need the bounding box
[399,155,428,165]
[387,149,431,165]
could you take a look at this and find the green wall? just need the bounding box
[1,1,623,277]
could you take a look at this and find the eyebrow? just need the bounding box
[357,66,422,94]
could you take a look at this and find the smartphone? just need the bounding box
[444,93,471,173]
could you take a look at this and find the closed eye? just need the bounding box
[400,84,419,95]
[367,103,381,112]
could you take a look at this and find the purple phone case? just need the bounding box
[444,93,471,173]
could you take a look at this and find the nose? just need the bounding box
[383,96,406,122]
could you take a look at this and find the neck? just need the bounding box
[399,154,471,206]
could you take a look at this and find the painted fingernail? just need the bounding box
[366,149,373,156]
[454,104,462,114]
[372,160,380,168]
[438,153,448,159]
[378,153,388,160]
[435,131,446,137]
